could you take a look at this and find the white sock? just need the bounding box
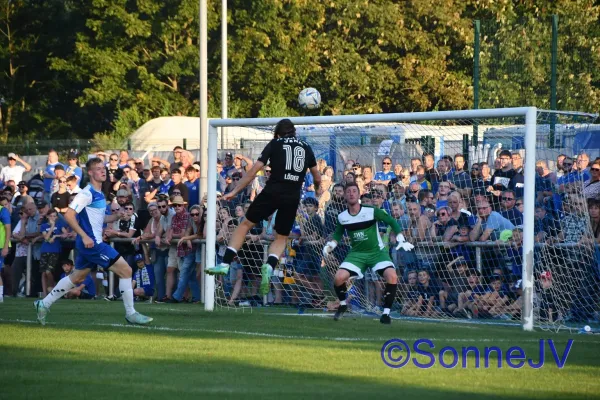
[0,285,3,298]
[339,300,347,306]
[43,276,75,308]
[383,308,391,315]
[119,278,136,316]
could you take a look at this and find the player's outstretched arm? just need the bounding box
[224,161,264,200]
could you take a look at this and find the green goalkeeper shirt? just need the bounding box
[332,205,401,253]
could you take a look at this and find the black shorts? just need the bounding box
[245,188,300,236]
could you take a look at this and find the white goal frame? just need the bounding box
[204,107,538,331]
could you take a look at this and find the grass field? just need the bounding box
[1,298,600,400]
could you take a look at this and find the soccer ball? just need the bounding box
[298,88,321,109]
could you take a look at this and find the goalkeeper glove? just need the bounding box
[395,233,415,252]
[322,241,337,257]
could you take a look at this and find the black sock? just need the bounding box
[223,247,237,264]
[267,254,279,269]
[383,283,397,310]
[334,284,347,303]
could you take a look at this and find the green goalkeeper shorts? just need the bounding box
[339,249,394,280]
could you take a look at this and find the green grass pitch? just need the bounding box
[1,298,599,400]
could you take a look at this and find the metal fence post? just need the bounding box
[475,246,482,274]
[26,243,32,296]
[200,242,206,303]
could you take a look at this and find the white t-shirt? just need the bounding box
[1,165,26,183]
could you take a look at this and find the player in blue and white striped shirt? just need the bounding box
[34,157,152,326]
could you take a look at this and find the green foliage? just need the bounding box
[0,0,598,143]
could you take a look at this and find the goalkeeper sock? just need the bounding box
[266,254,279,269]
[383,283,397,315]
[223,247,238,264]
[334,283,347,304]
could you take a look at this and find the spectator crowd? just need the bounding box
[0,146,598,324]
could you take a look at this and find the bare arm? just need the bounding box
[227,161,264,198]
[63,209,92,243]
[16,156,32,172]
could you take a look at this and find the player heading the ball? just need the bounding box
[206,119,322,295]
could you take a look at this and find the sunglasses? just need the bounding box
[110,158,118,161]
[382,162,391,165]
[59,180,66,183]
[438,213,447,217]
[158,205,168,209]
[471,168,480,171]
[111,208,120,212]
[190,212,200,216]
[501,197,514,201]
[516,203,523,207]
[232,178,240,181]
[592,168,600,172]
[265,170,271,173]
[174,204,184,208]
[563,163,573,166]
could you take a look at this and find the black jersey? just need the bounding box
[257,136,316,192]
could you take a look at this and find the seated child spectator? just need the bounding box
[400,270,421,316]
[476,274,511,319]
[132,248,155,302]
[416,269,444,318]
[39,209,68,296]
[50,259,95,299]
[455,270,486,318]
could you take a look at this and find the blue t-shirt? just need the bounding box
[0,206,11,249]
[159,179,174,195]
[44,162,64,192]
[186,179,200,208]
[500,208,523,226]
[482,212,515,241]
[40,220,67,253]
[134,264,155,292]
[61,272,96,296]
[374,171,396,181]
[69,185,107,247]
[66,165,83,182]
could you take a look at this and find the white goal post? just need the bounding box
[204,107,539,330]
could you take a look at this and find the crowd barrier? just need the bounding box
[10,237,585,300]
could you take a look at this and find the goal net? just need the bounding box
[204,108,600,332]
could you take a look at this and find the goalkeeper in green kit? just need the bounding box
[322,183,414,324]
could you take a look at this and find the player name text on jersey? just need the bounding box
[284,173,299,181]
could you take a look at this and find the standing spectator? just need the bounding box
[128,168,150,228]
[146,165,163,200]
[1,153,31,185]
[448,154,472,199]
[171,146,184,169]
[499,189,524,226]
[104,202,137,271]
[65,176,81,194]
[151,156,171,171]
[509,152,525,198]
[39,209,68,296]
[51,176,70,214]
[221,152,236,178]
[583,161,600,200]
[11,202,42,296]
[159,168,174,195]
[324,184,346,236]
[576,153,591,181]
[168,169,189,204]
[65,152,82,184]
[373,157,396,185]
[167,196,200,303]
[185,165,200,208]
[415,165,431,190]
[362,166,374,189]
[43,150,63,203]
[118,150,130,169]
[423,154,439,193]
[104,153,123,198]
[435,182,451,209]
[250,165,269,201]
[153,197,176,301]
[0,196,10,302]
[12,181,31,208]
[49,165,66,196]
[556,154,567,178]
[489,150,515,206]
[409,158,421,182]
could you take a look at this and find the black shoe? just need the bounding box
[333,304,347,321]
[166,298,179,304]
[380,313,392,324]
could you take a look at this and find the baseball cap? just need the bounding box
[192,164,200,171]
[7,153,16,160]
[17,181,27,187]
[36,200,48,208]
[135,254,144,262]
[116,189,130,197]
[352,162,361,168]
[489,273,502,282]
[68,152,78,159]
[225,152,233,158]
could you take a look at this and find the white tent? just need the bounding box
[128,116,271,151]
